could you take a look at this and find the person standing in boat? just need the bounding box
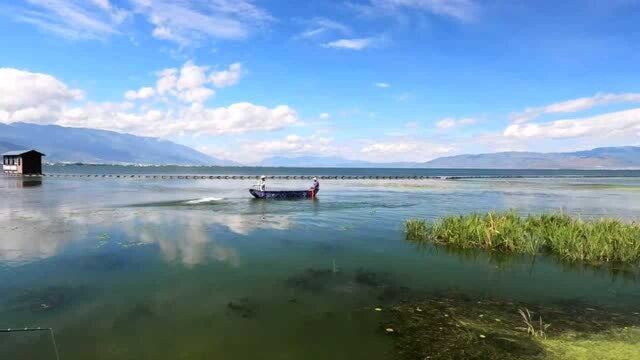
[310,176,319,197]
[258,175,267,191]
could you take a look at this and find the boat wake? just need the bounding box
[183,197,225,205]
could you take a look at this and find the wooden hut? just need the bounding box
[2,150,45,175]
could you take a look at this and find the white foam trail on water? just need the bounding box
[184,197,224,204]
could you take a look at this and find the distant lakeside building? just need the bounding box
[2,150,45,175]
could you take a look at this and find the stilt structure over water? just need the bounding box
[2,150,45,175]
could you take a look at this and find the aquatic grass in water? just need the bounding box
[384,294,640,360]
[405,212,640,265]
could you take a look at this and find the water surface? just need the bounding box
[2,173,640,359]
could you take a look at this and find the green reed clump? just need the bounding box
[404,211,640,265]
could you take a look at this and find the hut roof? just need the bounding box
[2,150,46,156]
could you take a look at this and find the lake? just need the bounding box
[2,168,640,359]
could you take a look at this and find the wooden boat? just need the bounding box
[249,188,318,199]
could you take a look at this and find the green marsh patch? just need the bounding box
[404,212,640,265]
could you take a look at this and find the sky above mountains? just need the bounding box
[1,0,639,164]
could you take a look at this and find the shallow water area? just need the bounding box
[2,171,640,359]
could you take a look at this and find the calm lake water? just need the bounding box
[2,169,640,359]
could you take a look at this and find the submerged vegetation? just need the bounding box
[405,212,640,265]
[383,294,640,360]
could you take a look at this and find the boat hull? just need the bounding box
[249,188,317,199]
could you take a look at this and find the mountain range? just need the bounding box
[259,147,640,169]
[421,147,640,169]
[0,122,234,166]
[1,122,639,169]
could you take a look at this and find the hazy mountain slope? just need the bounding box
[0,122,232,165]
[423,147,640,169]
[2,122,638,168]
[0,139,27,155]
[258,146,640,169]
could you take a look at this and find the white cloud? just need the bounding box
[177,87,215,104]
[298,17,351,39]
[0,67,83,123]
[124,86,156,101]
[324,37,375,50]
[7,0,272,45]
[511,93,640,123]
[7,0,128,40]
[131,0,272,45]
[361,140,453,162]
[156,68,178,95]
[90,0,113,12]
[152,61,243,103]
[435,117,476,130]
[210,63,242,88]
[177,103,299,136]
[319,113,331,120]
[375,82,390,88]
[240,133,337,162]
[57,102,299,137]
[1,67,298,138]
[503,108,640,140]
[170,61,215,103]
[351,0,478,22]
[177,61,208,90]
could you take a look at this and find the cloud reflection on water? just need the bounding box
[0,207,85,263]
[0,204,294,267]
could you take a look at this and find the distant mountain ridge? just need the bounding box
[0,122,233,166]
[424,146,640,169]
[259,147,640,169]
[1,122,639,169]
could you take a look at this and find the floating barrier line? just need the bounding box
[23,173,640,180]
[1,327,60,360]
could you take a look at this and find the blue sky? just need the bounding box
[1,0,639,163]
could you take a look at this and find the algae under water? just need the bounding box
[383,293,640,360]
[1,174,640,359]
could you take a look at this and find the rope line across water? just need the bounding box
[0,327,60,360]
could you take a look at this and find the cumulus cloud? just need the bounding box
[361,140,453,162]
[177,61,208,90]
[510,93,640,123]
[436,117,476,130]
[199,132,340,163]
[156,68,178,95]
[124,86,156,101]
[323,37,376,50]
[210,63,243,88]
[375,82,390,88]
[503,108,640,140]
[167,103,299,136]
[241,133,337,162]
[319,113,331,120]
[57,102,299,137]
[164,61,217,103]
[148,61,245,103]
[177,87,215,104]
[1,67,299,138]
[0,68,83,123]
